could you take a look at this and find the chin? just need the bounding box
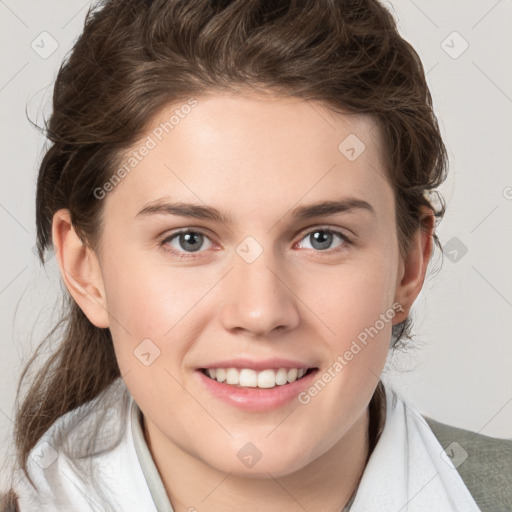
[203,443,311,479]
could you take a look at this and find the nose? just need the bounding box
[219,247,301,338]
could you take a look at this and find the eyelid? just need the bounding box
[295,224,354,243]
[159,227,216,254]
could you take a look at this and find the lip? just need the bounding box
[198,358,314,372]
[195,367,319,411]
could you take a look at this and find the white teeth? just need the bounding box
[287,368,298,383]
[239,369,258,387]
[275,368,288,385]
[204,367,310,389]
[226,368,239,385]
[257,369,276,389]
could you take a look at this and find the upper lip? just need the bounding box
[198,358,317,371]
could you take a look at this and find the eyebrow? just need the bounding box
[135,197,376,223]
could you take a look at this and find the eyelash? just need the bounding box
[159,226,353,260]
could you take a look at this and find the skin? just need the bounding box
[52,91,433,512]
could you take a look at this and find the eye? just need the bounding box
[160,229,214,258]
[295,227,352,255]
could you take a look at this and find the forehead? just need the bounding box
[105,92,392,224]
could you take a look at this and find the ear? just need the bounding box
[392,207,435,324]
[51,209,110,328]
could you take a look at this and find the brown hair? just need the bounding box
[9,0,447,491]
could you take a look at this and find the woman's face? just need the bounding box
[95,92,407,476]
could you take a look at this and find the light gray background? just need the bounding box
[1,0,511,490]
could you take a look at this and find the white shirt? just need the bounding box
[12,377,481,511]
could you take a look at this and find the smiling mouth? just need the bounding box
[200,367,317,389]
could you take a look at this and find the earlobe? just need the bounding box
[393,209,435,324]
[51,209,110,328]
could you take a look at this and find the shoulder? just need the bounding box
[5,378,132,512]
[423,415,512,511]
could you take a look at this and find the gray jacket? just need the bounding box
[423,416,512,511]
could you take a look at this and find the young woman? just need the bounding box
[2,0,511,510]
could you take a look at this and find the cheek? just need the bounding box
[305,251,398,402]
[101,254,182,354]
[101,250,224,374]
[304,250,397,339]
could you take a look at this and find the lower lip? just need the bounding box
[196,369,319,411]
